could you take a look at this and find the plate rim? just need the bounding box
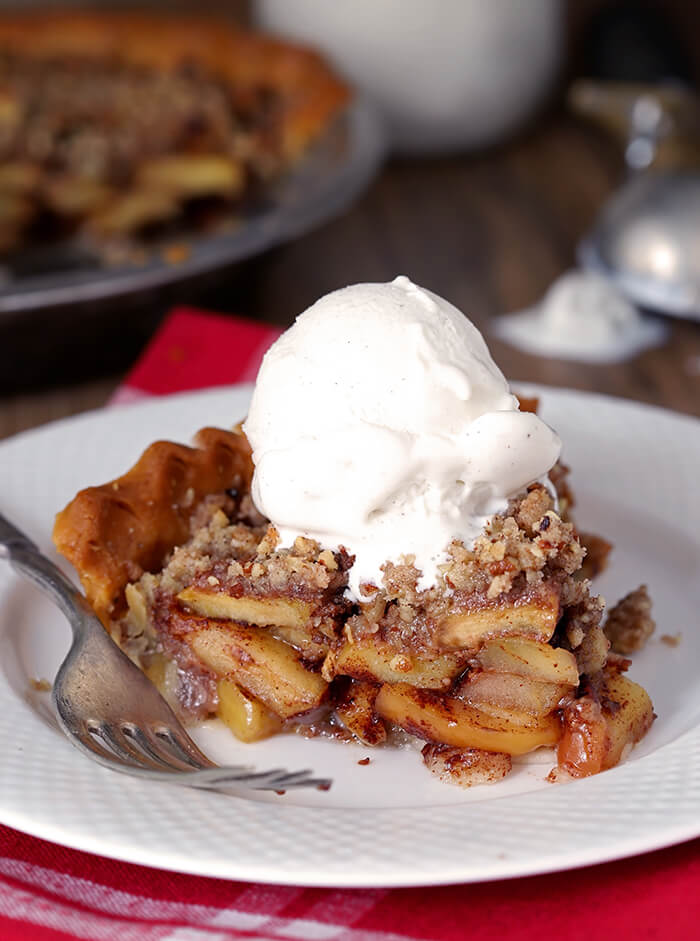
[0,768,698,889]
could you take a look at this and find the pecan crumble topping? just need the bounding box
[604,585,656,654]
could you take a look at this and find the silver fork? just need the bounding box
[0,512,331,794]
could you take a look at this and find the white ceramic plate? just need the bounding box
[0,385,699,887]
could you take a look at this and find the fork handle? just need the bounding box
[0,511,91,623]
[0,512,38,551]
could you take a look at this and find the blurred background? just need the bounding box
[0,0,699,437]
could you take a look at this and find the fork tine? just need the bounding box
[178,766,333,792]
[208,766,288,784]
[95,722,180,772]
[166,766,283,791]
[119,723,193,772]
[250,771,334,790]
[68,736,334,793]
[150,725,215,770]
[263,769,326,788]
[72,722,138,768]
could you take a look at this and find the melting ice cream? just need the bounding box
[244,276,561,598]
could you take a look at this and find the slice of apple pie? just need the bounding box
[53,422,655,787]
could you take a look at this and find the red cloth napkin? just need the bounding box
[2,307,698,941]
[110,307,284,404]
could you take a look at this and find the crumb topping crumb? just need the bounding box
[604,585,655,654]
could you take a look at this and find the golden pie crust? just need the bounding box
[0,12,348,159]
[53,426,253,625]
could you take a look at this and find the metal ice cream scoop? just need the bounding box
[573,80,700,319]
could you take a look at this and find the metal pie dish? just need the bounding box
[578,171,700,321]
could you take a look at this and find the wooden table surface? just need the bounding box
[1,112,699,441]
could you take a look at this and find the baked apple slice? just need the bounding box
[375,682,560,754]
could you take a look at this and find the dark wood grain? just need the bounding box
[0,111,698,440]
[215,114,699,418]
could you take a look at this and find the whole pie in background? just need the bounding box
[0,11,349,254]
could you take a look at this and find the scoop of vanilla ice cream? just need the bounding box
[243,276,561,599]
